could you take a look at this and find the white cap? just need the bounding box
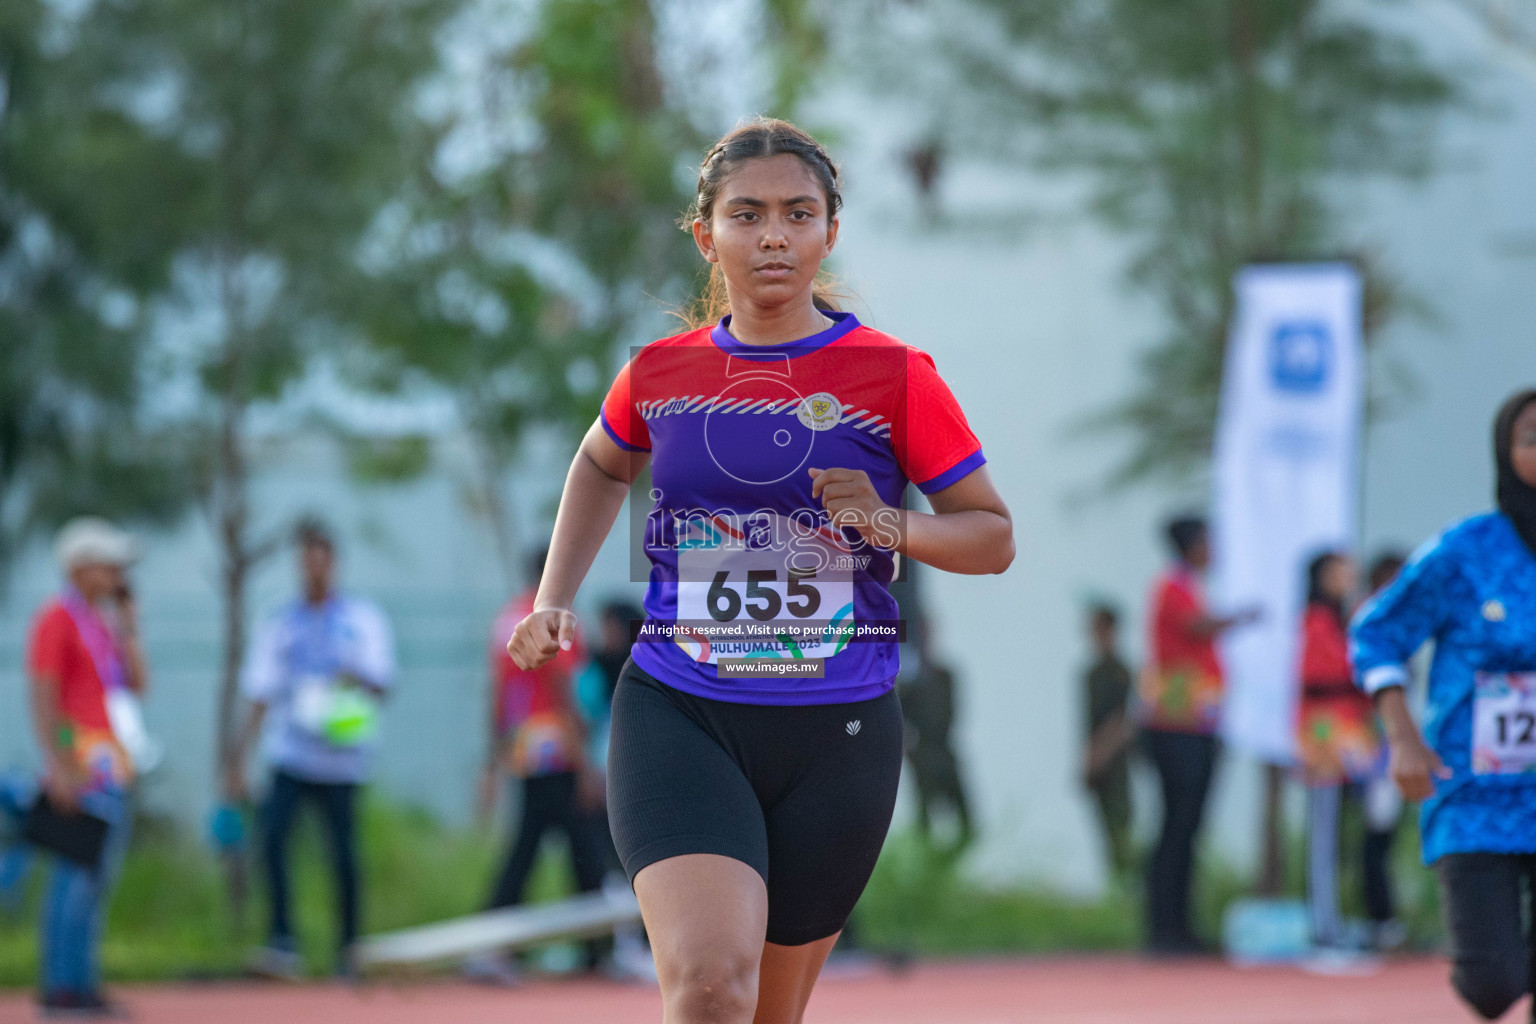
[55,517,140,572]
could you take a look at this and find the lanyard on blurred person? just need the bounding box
[61,587,160,773]
[61,587,125,693]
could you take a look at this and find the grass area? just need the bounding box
[0,798,533,987]
[855,835,1139,954]
[0,801,1446,989]
[855,820,1443,957]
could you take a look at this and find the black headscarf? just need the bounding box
[1494,388,1536,559]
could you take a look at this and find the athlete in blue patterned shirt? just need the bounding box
[1350,388,1536,1021]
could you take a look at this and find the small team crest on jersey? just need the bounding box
[798,392,842,431]
[1483,599,1507,622]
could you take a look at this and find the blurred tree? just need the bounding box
[64,0,455,799]
[843,0,1462,894]
[354,0,704,592]
[0,1,194,579]
[762,0,830,113]
[853,0,1461,486]
[1452,0,1536,64]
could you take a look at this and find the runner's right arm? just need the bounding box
[1374,686,1449,800]
[227,614,283,800]
[506,420,648,672]
[1351,534,1462,800]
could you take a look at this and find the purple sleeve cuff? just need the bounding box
[600,410,650,453]
[915,448,987,494]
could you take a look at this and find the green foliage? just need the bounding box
[0,1,196,574]
[0,798,514,986]
[74,0,453,406]
[0,812,1449,987]
[858,823,1444,956]
[854,0,1463,486]
[342,435,436,485]
[354,0,706,586]
[762,0,831,114]
[856,832,1139,953]
[51,0,461,760]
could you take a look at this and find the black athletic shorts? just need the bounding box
[607,657,903,946]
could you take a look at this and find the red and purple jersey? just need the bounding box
[599,311,986,705]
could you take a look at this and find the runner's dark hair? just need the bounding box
[1164,516,1206,560]
[1305,550,1349,628]
[294,515,335,553]
[1366,549,1408,593]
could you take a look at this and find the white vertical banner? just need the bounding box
[1211,263,1363,764]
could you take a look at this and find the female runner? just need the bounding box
[504,117,1014,1024]
[1352,388,1536,1020]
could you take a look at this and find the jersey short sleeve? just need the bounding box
[344,599,396,692]
[241,614,287,703]
[27,605,73,682]
[599,357,652,453]
[895,347,985,494]
[1349,530,1466,694]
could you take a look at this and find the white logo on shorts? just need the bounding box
[846,720,861,736]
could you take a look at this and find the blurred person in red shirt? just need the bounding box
[25,517,149,1016]
[467,548,606,984]
[1138,516,1258,955]
[1298,550,1406,951]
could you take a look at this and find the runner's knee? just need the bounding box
[1451,954,1526,1020]
[660,946,759,1024]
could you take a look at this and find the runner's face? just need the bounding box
[301,541,334,598]
[694,154,838,312]
[1184,532,1210,570]
[1320,556,1357,604]
[1514,402,1536,488]
[1091,620,1115,653]
[71,562,122,602]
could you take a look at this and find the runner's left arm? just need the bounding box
[902,465,1013,574]
[810,463,1013,575]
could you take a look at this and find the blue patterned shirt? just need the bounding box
[1350,512,1536,863]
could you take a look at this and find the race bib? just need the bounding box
[672,513,857,665]
[1472,672,1536,775]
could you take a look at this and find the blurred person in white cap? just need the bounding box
[225,516,395,981]
[20,515,149,1017]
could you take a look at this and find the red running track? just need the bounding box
[0,956,1485,1024]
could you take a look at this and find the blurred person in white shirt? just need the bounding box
[226,517,394,980]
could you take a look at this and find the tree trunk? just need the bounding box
[213,252,254,922]
[215,400,249,784]
[470,423,521,597]
[1230,0,1264,250]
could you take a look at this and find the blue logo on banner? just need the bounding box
[1269,321,1331,393]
